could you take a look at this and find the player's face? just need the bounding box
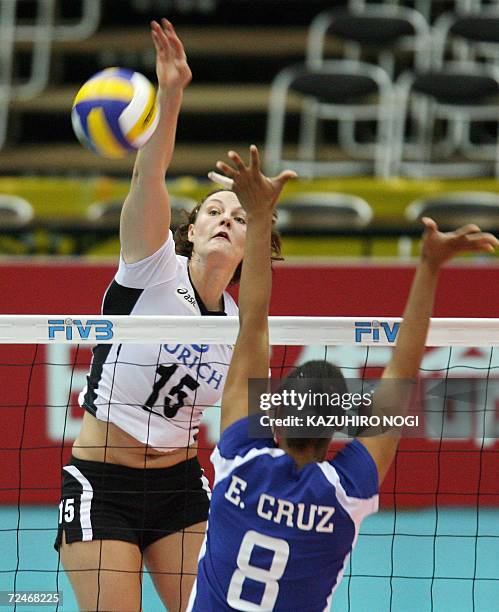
[188,191,247,268]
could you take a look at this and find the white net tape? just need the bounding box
[1,315,499,346]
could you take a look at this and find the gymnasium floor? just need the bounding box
[1,506,497,611]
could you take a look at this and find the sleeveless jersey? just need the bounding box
[79,231,238,451]
[187,417,379,611]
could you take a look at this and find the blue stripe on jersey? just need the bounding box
[190,417,379,611]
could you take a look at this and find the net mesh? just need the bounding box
[0,316,498,611]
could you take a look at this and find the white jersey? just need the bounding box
[79,231,238,451]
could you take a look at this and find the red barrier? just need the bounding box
[1,260,498,506]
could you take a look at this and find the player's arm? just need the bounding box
[120,19,191,264]
[360,218,498,484]
[216,146,296,433]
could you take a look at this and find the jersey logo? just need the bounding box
[162,343,224,390]
[176,286,197,310]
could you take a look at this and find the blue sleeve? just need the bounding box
[331,439,379,499]
[217,416,275,460]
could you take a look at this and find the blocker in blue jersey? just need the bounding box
[187,146,498,612]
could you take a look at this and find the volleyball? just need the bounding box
[71,67,159,159]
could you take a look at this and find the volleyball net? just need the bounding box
[0,315,498,611]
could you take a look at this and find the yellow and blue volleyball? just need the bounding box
[71,67,159,158]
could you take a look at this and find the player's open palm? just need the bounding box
[421,217,499,267]
[150,19,191,92]
[215,145,296,216]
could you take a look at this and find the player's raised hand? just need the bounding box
[215,145,297,216]
[207,170,234,190]
[421,217,499,268]
[150,18,191,92]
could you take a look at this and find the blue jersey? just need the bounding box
[187,417,379,612]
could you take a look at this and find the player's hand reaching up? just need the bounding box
[150,19,191,93]
[421,217,499,268]
[215,145,297,217]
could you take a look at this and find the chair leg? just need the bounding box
[390,84,410,176]
[298,98,320,162]
[375,93,394,178]
[495,130,499,179]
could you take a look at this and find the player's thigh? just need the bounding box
[60,534,144,612]
[143,521,206,612]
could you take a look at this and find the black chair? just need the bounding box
[265,62,394,178]
[308,5,431,78]
[398,190,499,256]
[0,194,35,254]
[276,192,373,234]
[306,5,429,168]
[392,10,499,177]
[405,191,499,227]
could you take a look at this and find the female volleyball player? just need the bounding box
[55,20,294,612]
[186,147,498,610]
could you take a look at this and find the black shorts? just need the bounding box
[54,455,210,553]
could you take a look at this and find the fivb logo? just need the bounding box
[48,318,114,341]
[355,320,400,343]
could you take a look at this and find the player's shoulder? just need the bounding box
[327,439,379,499]
[217,416,275,460]
[116,231,183,289]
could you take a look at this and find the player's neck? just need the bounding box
[188,258,233,311]
[279,442,324,469]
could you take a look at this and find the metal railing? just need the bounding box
[0,0,101,148]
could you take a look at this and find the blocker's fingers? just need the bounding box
[227,150,246,171]
[274,169,298,186]
[465,240,495,253]
[216,160,238,178]
[208,171,234,189]
[454,223,481,236]
[421,216,438,233]
[249,145,260,170]
[464,231,499,247]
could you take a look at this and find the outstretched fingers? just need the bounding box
[273,169,298,188]
[454,223,481,236]
[216,159,238,178]
[249,144,261,172]
[161,18,186,60]
[421,216,438,233]
[150,20,172,57]
[208,170,234,189]
[461,231,499,252]
[227,150,247,172]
